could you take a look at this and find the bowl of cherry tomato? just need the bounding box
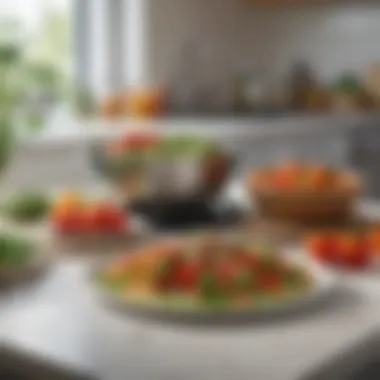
[50,192,147,253]
[248,161,361,224]
[306,227,380,270]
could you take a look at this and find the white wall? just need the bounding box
[147,0,380,86]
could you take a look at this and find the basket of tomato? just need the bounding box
[248,161,361,225]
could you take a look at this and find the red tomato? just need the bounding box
[337,235,370,269]
[107,213,126,233]
[174,261,199,290]
[88,203,126,233]
[106,207,126,233]
[54,209,87,235]
[306,234,337,263]
[87,204,107,231]
[346,251,370,269]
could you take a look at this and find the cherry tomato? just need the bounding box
[174,261,199,290]
[338,235,370,269]
[87,203,126,233]
[105,208,126,233]
[53,209,87,235]
[306,234,337,264]
[346,251,370,269]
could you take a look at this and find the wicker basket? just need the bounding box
[248,171,361,225]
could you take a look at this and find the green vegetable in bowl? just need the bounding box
[0,233,36,268]
[155,136,221,158]
[4,191,51,222]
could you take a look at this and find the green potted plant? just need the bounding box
[0,42,19,174]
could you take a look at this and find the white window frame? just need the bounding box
[73,0,152,98]
[73,0,128,98]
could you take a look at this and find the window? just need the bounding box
[0,0,150,134]
[0,0,72,134]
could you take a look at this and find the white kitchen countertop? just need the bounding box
[1,110,380,379]
[2,194,380,380]
[2,256,380,380]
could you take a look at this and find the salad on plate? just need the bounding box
[97,234,322,315]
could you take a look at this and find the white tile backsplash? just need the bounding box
[146,0,380,85]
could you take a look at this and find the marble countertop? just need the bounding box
[2,196,380,380]
[3,256,380,380]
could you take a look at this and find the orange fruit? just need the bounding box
[53,192,84,213]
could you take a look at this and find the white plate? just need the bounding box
[92,250,337,324]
